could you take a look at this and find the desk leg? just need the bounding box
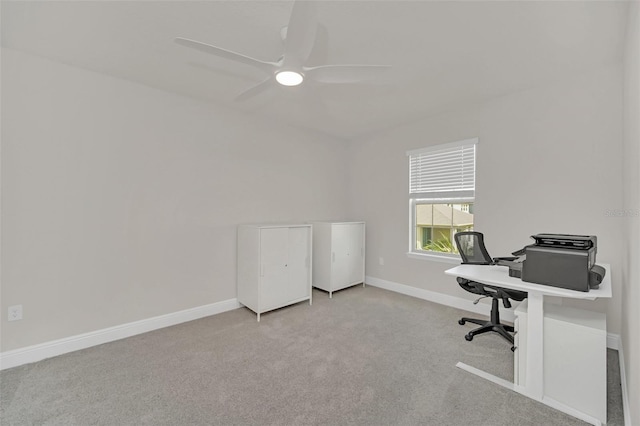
[524,292,544,400]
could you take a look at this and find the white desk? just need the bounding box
[445,264,611,426]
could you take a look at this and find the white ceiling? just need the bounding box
[1,1,629,140]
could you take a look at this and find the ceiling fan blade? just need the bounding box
[235,78,273,102]
[175,37,277,74]
[282,1,318,66]
[304,64,392,84]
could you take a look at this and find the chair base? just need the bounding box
[459,316,516,351]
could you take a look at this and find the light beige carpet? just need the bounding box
[0,285,624,425]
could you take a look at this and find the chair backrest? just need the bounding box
[454,231,493,265]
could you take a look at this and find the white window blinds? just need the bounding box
[408,138,477,200]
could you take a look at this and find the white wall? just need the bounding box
[0,48,350,352]
[622,1,640,424]
[348,64,624,333]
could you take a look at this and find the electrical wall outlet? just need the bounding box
[8,305,23,321]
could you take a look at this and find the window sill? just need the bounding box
[406,251,461,264]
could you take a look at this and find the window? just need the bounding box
[407,138,477,257]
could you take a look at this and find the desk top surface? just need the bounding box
[445,263,612,300]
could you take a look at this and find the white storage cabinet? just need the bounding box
[237,224,312,321]
[514,300,606,424]
[312,222,365,298]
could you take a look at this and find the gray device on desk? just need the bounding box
[510,234,605,292]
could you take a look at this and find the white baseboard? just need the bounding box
[366,275,621,352]
[365,275,518,322]
[617,339,632,426]
[0,298,240,371]
[607,332,621,351]
[2,279,631,425]
[366,275,630,424]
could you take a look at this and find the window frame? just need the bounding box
[406,138,478,262]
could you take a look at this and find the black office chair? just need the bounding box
[454,231,527,351]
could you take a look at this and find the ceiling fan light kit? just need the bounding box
[175,1,390,101]
[276,71,304,86]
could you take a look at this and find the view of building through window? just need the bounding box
[408,138,476,256]
[415,203,474,253]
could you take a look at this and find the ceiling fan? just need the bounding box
[175,1,391,101]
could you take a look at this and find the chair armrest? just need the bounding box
[493,256,519,262]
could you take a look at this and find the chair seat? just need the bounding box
[453,231,529,349]
[457,278,527,304]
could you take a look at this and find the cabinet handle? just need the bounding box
[332,252,335,262]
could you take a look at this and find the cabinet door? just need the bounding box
[331,225,350,287]
[331,224,364,287]
[543,317,606,422]
[260,227,310,310]
[259,228,290,310]
[345,224,364,284]
[286,226,311,301]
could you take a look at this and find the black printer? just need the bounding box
[503,234,605,292]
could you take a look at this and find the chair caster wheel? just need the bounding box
[511,346,516,352]
[465,334,473,341]
[458,319,465,325]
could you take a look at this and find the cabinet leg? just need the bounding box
[257,313,260,322]
[329,291,333,299]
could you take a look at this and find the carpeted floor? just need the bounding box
[0,285,624,425]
